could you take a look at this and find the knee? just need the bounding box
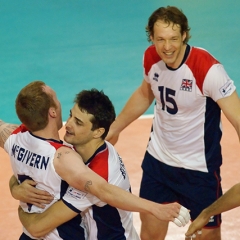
[140,226,166,240]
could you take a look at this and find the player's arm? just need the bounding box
[19,186,102,237]
[185,183,240,237]
[9,175,53,208]
[18,200,78,238]
[217,90,240,141]
[106,79,154,145]
[0,119,18,148]
[54,147,190,226]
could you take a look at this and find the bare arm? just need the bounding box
[54,147,190,224]
[217,90,240,141]
[17,146,190,237]
[18,200,78,238]
[0,119,18,148]
[106,80,154,145]
[186,183,240,237]
[9,175,53,208]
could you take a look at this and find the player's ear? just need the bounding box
[182,31,186,42]
[93,128,105,139]
[150,34,154,42]
[49,107,57,118]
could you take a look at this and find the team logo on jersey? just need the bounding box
[219,80,233,97]
[180,79,193,92]
[153,73,159,81]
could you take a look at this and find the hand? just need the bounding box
[172,205,191,227]
[185,211,209,238]
[185,230,202,240]
[12,180,54,209]
[154,203,190,227]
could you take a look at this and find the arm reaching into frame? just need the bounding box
[54,146,187,215]
[19,196,190,238]
[18,201,78,238]
[185,183,240,238]
[18,146,190,238]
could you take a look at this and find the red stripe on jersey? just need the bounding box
[144,45,161,75]
[12,124,70,150]
[186,47,219,93]
[88,147,109,181]
[12,124,28,134]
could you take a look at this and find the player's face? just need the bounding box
[64,103,96,147]
[151,20,186,69]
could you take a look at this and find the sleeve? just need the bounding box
[143,53,150,83]
[62,186,106,213]
[203,64,236,102]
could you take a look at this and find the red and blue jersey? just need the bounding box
[144,45,236,172]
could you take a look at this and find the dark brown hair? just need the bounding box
[74,89,116,139]
[146,6,191,44]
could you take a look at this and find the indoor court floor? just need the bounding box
[1,0,240,239]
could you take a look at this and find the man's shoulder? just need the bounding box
[188,47,219,64]
[144,45,161,74]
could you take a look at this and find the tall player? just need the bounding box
[1,81,190,239]
[106,6,240,240]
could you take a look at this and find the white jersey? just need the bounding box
[63,141,139,240]
[4,125,85,240]
[144,45,236,173]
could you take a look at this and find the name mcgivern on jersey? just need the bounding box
[11,144,50,170]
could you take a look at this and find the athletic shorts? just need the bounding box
[139,151,222,228]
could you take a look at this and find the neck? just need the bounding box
[32,124,60,141]
[74,139,104,163]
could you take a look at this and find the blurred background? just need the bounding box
[0,0,239,123]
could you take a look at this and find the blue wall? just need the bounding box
[0,0,239,123]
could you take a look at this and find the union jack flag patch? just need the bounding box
[180,79,193,92]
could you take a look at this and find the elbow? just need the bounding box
[27,224,46,238]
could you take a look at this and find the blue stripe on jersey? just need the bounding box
[62,198,81,213]
[92,204,126,240]
[19,232,36,240]
[57,214,84,240]
[58,181,84,239]
[204,97,222,172]
[60,180,69,198]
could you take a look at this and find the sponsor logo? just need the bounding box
[219,80,233,97]
[66,187,87,200]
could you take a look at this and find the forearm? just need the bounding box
[112,86,153,133]
[9,175,20,200]
[98,182,156,214]
[64,165,156,214]
[201,183,240,218]
[19,201,78,238]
